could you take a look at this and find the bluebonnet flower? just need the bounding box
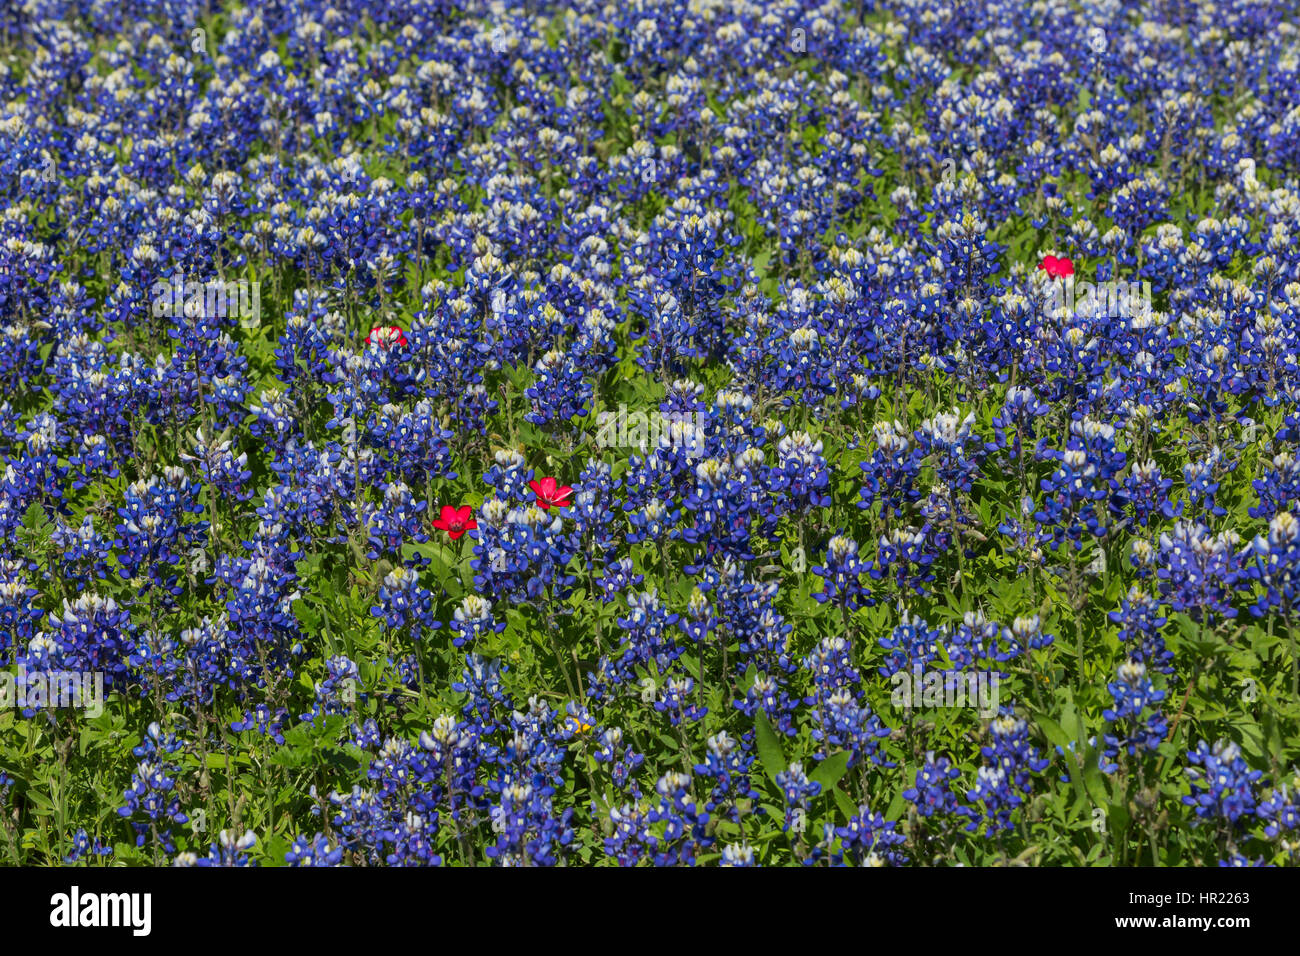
[0,561,42,657]
[485,776,575,867]
[451,655,511,737]
[364,481,429,559]
[858,420,924,521]
[1108,587,1174,676]
[27,594,136,694]
[1217,852,1271,867]
[448,594,503,649]
[601,587,682,688]
[112,469,208,596]
[1101,661,1168,771]
[1257,771,1300,841]
[1155,522,1243,622]
[482,448,534,502]
[1244,512,1300,621]
[300,656,362,725]
[372,566,440,640]
[64,829,112,864]
[1114,459,1180,527]
[904,753,965,819]
[805,635,889,767]
[833,805,908,867]
[720,842,756,866]
[604,802,651,866]
[774,762,821,835]
[230,703,288,746]
[595,558,643,601]
[330,741,448,867]
[117,723,190,858]
[525,349,591,427]
[766,430,831,511]
[1183,740,1264,827]
[181,429,253,503]
[645,771,712,866]
[1034,439,1110,551]
[654,675,706,726]
[965,714,1050,835]
[595,726,646,801]
[873,522,942,593]
[736,672,802,739]
[285,833,346,866]
[811,535,872,611]
[693,730,758,825]
[174,830,258,867]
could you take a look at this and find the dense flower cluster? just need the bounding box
[1,0,1298,867]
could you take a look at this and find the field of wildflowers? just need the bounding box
[2,0,1299,869]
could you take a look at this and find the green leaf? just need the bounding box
[1058,692,1083,749]
[21,502,51,534]
[809,751,850,791]
[1034,713,1073,753]
[754,711,787,783]
[292,598,321,632]
[1167,611,1221,657]
[1081,749,1109,809]
[884,786,906,821]
[403,542,464,599]
[260,833,291,866]
[832,786,858,822]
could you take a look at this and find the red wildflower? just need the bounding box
[432,504,477,539]
[528,476,573,510]
[1037,255,1074,279]
[366,325,408,347]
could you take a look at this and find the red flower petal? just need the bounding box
[366,325,408,347]
[528,476,573,509]
[432,504,477,539]
[1037,255,1075,279]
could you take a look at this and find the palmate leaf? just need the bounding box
[18,501,54,551]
